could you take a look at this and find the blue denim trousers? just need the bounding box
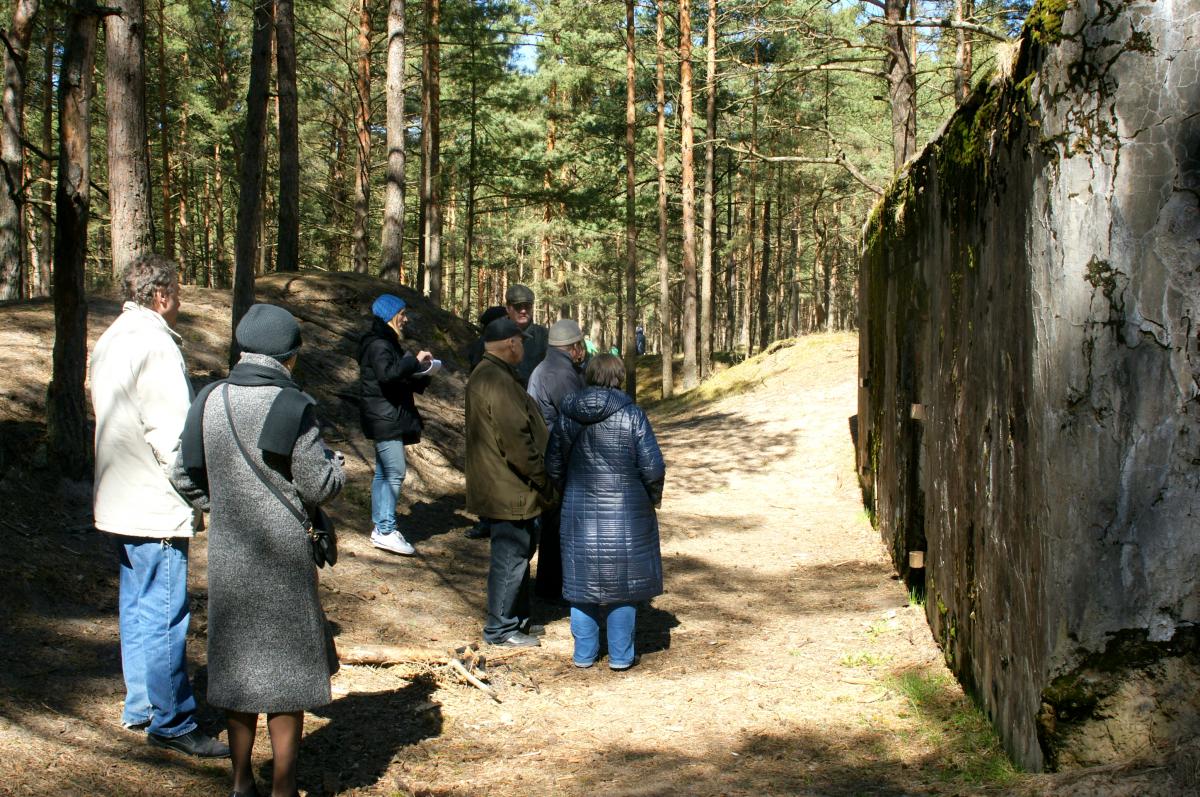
[117,537,198,738]
[371,440,407,534]
[570,602,637,668]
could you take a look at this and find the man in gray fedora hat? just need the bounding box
[526,318,586,602]
[504,283,549,386]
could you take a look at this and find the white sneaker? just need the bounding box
[371,529,415,556]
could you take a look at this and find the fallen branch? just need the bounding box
[336,643,450,666]
[448,657,502,703]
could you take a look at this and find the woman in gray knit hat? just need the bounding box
[172,303,345,797]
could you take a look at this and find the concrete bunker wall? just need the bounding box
[856,0,1200,771]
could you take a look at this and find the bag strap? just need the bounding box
[221,385,309,529]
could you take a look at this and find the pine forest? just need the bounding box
[0,0,1026,391]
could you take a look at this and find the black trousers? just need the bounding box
[483,516,540,643]
[533,505,563,601]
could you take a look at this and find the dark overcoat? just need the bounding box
[546,387,665,604]
[465,354,554,521]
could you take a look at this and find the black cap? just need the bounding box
[236,303,302,360]
[505,283,534,304]
[483,317,532,342]
[477,305,508,328]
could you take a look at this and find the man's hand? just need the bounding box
[416,350,433,365]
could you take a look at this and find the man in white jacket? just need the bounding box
[90,254,227,758]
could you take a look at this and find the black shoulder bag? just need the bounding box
[222,386,338,568]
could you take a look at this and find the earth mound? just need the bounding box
[0,271,478,497]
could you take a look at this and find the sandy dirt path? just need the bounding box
[366,334,966,797]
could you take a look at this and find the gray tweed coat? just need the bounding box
[171,353,344,713]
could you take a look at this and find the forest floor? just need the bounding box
[0,284,1186,796]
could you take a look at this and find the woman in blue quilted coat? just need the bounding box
[546,354,666,670]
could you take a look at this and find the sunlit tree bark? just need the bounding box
[48,2,102,478]
[379,0,406,282]
[105,0,156,276]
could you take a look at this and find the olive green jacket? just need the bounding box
[465,353,554,520]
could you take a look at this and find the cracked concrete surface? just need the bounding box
[857,0,1200,773]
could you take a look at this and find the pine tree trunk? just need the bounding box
[212,2,232,287]
[886,0,917,170]
[351,0,371,274]
[621,0,638,397]
[324,114,346,268]
[757,166,772,352]
[380,0,406,282]
[699,0,717,378]
[540,77,556,321]
[772,178,785,341]
[202,169,211,284]
[275,0,299,271]
[678,0,698,389]
[0,0,38,299]
[954,0,973,104]
[741,58,758,353]
[462,67,478,316]
[48,4,99,479]
[34,19,52,297]
[105,0,156,277]
[154,0,174,261]
[655,0,672,398]
[423,0,441,304]
[231,0,273,361]
[177,52,191,280]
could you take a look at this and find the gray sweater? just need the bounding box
[172,353,344,713]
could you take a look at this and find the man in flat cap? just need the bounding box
[504,283,549,387]
[526,318,586,602]
[90,253,229,757]
[466,317,556,647]
[463,305,510,541]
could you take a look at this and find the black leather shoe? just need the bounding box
[148,729,230,758]
[488,631,540,648]
[522,624,546,637]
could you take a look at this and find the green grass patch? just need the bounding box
[841,650,894,668]
[887,669,1018,788]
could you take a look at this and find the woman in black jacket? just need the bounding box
[358,294,432,555]
[546,354,666,670]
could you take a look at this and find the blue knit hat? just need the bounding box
[372,293,406,322]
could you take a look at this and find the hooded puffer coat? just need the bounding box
[546,387,666,604]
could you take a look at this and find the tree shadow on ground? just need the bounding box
[298,675,442,795]
[660,549,902,629]
[653,411,800,495]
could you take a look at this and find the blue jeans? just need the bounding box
[371,440,407,534]
[570,602,637,667]
[117,537,198,738]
